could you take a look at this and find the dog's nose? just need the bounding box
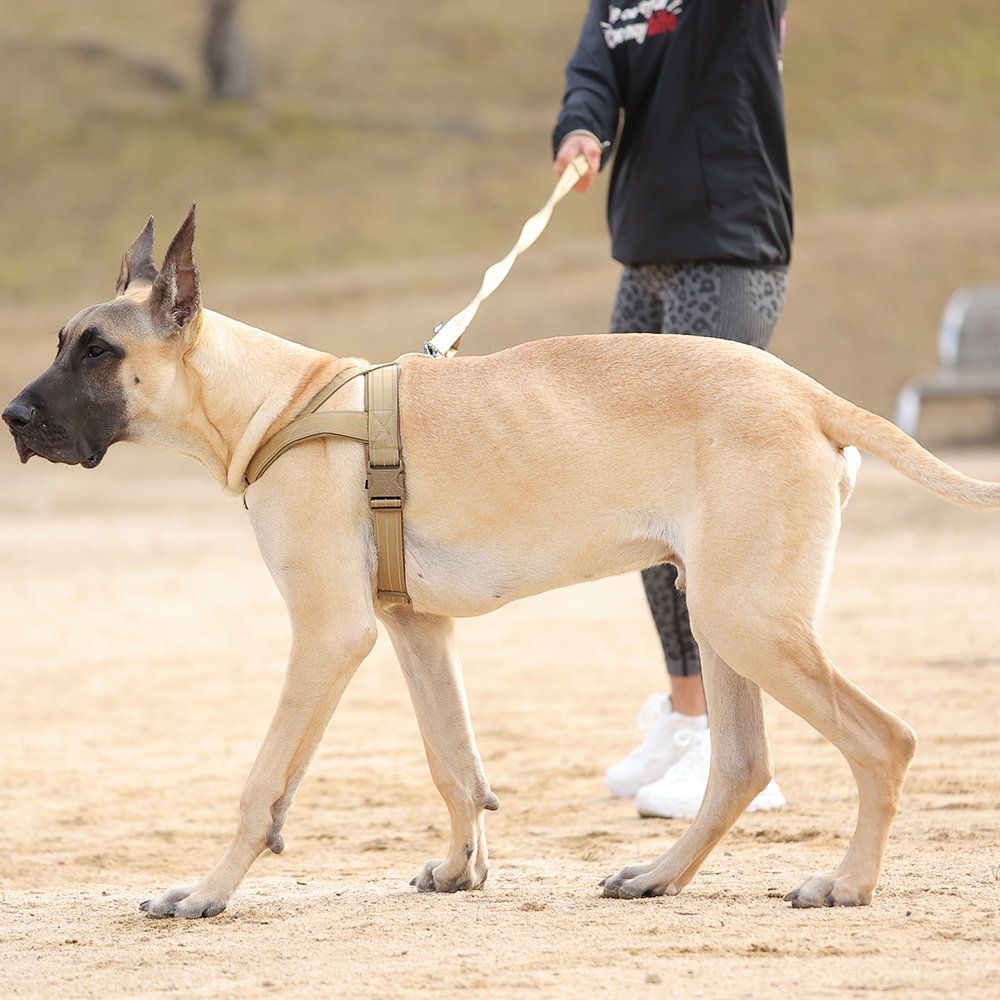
[2,399,34,431]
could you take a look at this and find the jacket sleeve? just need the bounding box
[552,1,621,163]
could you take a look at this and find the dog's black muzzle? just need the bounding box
[3,384,120,468]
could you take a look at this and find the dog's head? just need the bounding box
[3,207,202,468]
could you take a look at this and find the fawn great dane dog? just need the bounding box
[5,209,999,917]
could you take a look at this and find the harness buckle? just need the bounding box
[367,463,404,502]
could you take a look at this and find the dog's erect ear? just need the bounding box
[116,217,158,296]
[149,205,201,334]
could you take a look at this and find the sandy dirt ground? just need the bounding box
[1,249,999,1000]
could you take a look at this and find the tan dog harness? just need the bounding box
[245,363,410,605]
[242,156,594,606]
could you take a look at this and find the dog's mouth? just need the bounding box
[10,431,37,464]
[8,425,105,468]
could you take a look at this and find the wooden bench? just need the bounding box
[893,284,1000,439]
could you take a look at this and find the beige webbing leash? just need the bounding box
[423,153,592,358]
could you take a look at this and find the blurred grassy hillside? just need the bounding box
[2,0,1000,421]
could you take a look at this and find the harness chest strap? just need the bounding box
[244,363,410,605]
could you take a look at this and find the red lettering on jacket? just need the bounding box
[647,11,677,36]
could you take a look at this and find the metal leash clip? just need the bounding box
[423,322,446,358]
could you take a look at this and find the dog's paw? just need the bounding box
[600,863,677,899]
[784,873,873,908]
[140,885,229,919]
[409,858,487,893]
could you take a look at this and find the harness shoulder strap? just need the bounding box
[246,410,368,484]
[244,362,410,606]
[245,365,371,486]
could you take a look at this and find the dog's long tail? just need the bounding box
[815,387,1000,509]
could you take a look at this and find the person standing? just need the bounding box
[552,0,790,818]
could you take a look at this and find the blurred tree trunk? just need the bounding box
[204,0,256,101]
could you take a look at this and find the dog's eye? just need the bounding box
[86,345,106,359]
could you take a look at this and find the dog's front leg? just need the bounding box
[380,607,499,892]
[140,620,375,918]
[141,466,377,918]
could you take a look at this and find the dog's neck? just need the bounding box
[135,309,349,495]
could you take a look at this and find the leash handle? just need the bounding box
[424,153,592,359]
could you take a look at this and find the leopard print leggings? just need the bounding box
[610,261,787,677]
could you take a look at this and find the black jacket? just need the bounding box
[553,0,792,267]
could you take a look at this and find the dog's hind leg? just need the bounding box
[601,641,774,898]
[752,640,917,907]
[691,591,916,907]
[380,607,499,892]
[618,450,914,907]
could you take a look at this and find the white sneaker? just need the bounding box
[635,728,712,818]
[635,729,787,819]
[746,778,786,813]
[604,693,708,798]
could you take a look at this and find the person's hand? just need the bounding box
[554,133,602,193]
